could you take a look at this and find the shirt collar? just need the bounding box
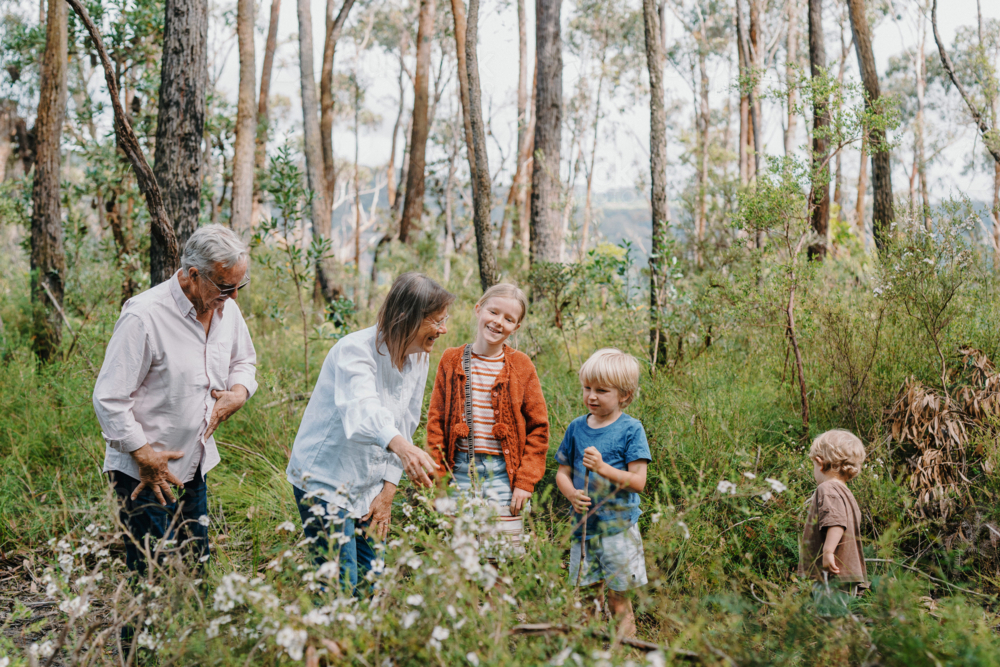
[169,270,227,322]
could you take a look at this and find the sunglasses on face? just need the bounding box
[198,271,251,297]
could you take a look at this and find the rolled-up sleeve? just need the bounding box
[332,340,402,449]
[227,312,258,397]
[92,314,153,453]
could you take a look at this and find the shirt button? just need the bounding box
[504,449,509,454]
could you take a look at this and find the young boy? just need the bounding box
[556,348,651,639]
[799,429,868,593]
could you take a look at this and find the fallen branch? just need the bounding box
[63,0,180,276]
[510,623,701,661]
[40,279,97,373]
[261,392,312,409]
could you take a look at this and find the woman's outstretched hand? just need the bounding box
[363,482,397,540]
[387,435,439,487]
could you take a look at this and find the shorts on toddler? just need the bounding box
[568,522,648,591]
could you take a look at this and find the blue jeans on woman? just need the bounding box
[293,485,379,597]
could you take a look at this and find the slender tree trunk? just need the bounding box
[297,0,339,300]
[737,3,749,186]
[508,61,536,254]
[152,0,208,280]
[916,21,930,228]
[231,0,256,233]
[807,0,829,259]
[748,0,761,182]
[31,0,67,361]
[444,118,459,284]
[847,0,893,248]
[392,114,412,222]
[256,0,280,174]
[450,0,476,191]
[517,0,528,167]
[784,0,799,156]
[466,0,499,290]
[644,0,668,364]
[320,0,358,208]
[399,0,436,243]
[530,0,563,264]
[387,51,407,208]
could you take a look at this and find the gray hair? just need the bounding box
[180,225,249,276]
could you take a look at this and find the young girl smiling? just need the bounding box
[427,284,550,526]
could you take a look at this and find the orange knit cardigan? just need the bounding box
[426,344,550,493]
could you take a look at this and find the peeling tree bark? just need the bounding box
[465,0,498,291]
[807,0,829,259]
[398,0,436,243]
[530,0,563,264]
[847,0,893,249]
[31,0,68,361]
[231,0,256,233]
[643,0,668,365]
[152,0,207,280]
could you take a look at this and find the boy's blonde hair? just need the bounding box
[809,430,866,480]
[579,348,641,407]
[476,283,529,323]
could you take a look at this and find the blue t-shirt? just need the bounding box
[555,413,651,539]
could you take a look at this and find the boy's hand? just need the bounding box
[822,551,840,574]
[570,489,592,514]
[582,447,604,472]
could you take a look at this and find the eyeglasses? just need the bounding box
[199,271,251,297]
[429,314,450,331]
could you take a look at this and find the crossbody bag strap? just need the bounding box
[462,344,477,488]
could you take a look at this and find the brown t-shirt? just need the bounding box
[799,479,867,585]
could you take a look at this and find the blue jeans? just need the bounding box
[108,466,210,577]
[293,485,379,597]
[452,450,513,506]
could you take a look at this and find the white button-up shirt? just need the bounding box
[286,326,428,516]
[93,272,258,483]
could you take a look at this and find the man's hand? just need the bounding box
[387,435,439,488]
[582,447,605,473]
[362,482,397,540]
[822,551,841,574]
[131,444,185,505]
[205,384,249,440]
[511,488,532,516]
[570,489,592,514]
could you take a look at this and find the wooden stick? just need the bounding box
[576,469,591,587]
[62,0,180,274]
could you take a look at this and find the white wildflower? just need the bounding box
[407,557,422,569]
[765,478,787,494]
[743,472,756,479]
[275,626,307,661]
[406,594,424,606]
[502,593,517,606]
[551,647,573,666]
[206,614,232,638]
[402,504,413,517]
[716,480,736,495]
[677,521,690,540]
[403,524,418,533]
[59,595,89,619]
[275,521,296,532]
[198,515,211,527]
[85,523,98,535]
[651,513,661,523]
[446,604,457,618]
[435,497,458,514]
[428,625,450,650]
[0,656,9,667]
[466,652,480,666]
[29,641,55,659]
[45,582,59,597]
[646,651,667,667]
[760,491,773,502]
[401,610,420,629]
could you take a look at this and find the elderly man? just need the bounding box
[93,224,257,574]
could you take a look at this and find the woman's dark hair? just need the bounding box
[377,273,455,368]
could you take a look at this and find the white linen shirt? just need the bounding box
[286,326,428,516]
[93,272,258,483]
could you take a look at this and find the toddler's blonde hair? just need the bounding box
[476,283,529,323]
[809,429,866,480]
[579,348,641,408]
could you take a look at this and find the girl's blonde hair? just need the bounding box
[476,283,529,323]
[809,429,866,480]
[579,348,641,407]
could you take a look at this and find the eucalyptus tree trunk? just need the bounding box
[31,0,67,362]
[398,0,436,243]
[152,0,207,280]
[736,2,749,186]
[807,0,829,259]
[465,0,498,291]
[784,0,799,156]
[386,49,407,208]
[231,0,256,233]
[847,0,893,248]
[450,0,476,187]
[256,0,281,173]
[643,0,668,365]
[320,0,357,207]
[297,0,339,300]
[530,0,563,264]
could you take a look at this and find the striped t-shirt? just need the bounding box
[457,349,505,455]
